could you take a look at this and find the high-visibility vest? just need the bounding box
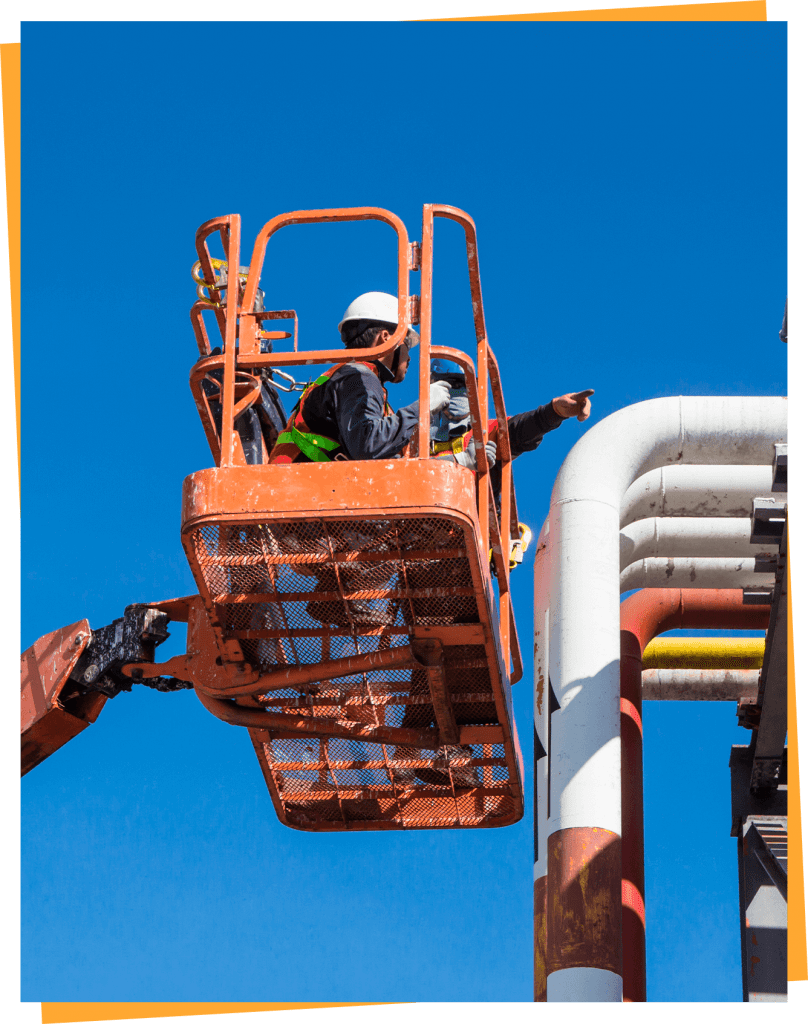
[430,418,500,458]
[268,361,391,464]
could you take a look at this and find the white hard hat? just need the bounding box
[338,291,419,348]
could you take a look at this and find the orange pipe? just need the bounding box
[619,589,769,1002]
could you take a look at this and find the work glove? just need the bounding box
[429,380,452,415]
[446,391,471,422]
[454,439,497,470]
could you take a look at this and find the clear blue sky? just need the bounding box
[20,21,785,1002]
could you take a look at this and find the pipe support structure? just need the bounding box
[539,395,785,1003]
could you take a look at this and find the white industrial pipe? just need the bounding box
[542,395,785,1002]
[621,464,781,526]
[641,668,759,701]
[619,556,774,593]
[619,517,776,570]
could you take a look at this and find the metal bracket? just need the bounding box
[412,638,460,745]
[745,818,787,900]
[69,604,173,698]
[750,497,787,544]
[772,443,787,492]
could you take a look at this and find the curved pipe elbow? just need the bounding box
[551,395,786,511]
[619,588,769,651]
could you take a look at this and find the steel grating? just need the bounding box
[186,514,519,830]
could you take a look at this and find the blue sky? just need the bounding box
[20,20,785,1002]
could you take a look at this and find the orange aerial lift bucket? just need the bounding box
[176,205,525,831]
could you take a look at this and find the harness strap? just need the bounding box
[276,426,341,463]
[269,360,387,464]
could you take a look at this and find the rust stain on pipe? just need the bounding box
[534,875,548,1001]
[546,827,622,976]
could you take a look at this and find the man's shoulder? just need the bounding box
[335,360,376,377]
[330,361,381,388]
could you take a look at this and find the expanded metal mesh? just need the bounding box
[187,515,517,830]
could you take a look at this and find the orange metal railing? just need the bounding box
[188,205,522,686]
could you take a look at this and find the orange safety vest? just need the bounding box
[268,361,392,464]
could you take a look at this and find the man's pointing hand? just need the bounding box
[552,389,595,422]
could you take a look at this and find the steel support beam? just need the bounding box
[751,528,788,792]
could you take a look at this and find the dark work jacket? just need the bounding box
[490,401,565,496]
[303,361,419,460]
[507,402,565,456]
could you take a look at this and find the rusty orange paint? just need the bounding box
[546,827,622,976]
[20,620,106,775]
[19,206,527,828]
[176,460,521,831]
[18,204,526,826]
[534,875,548,1001]
[619,589,769,1001]
[169,206,525,831]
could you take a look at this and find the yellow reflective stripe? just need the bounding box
[432,436,467,456]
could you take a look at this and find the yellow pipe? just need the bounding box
[642,637,764,670]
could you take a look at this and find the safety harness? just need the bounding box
[268,361,391,464]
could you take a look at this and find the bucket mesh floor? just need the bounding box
[186,515,518,830]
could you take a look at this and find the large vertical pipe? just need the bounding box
[547,494,623,1000]
[619,589,770,1002]
[620,625,645,1002]
[543,396,785,1002]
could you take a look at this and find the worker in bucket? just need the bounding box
[268,290,492,467]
